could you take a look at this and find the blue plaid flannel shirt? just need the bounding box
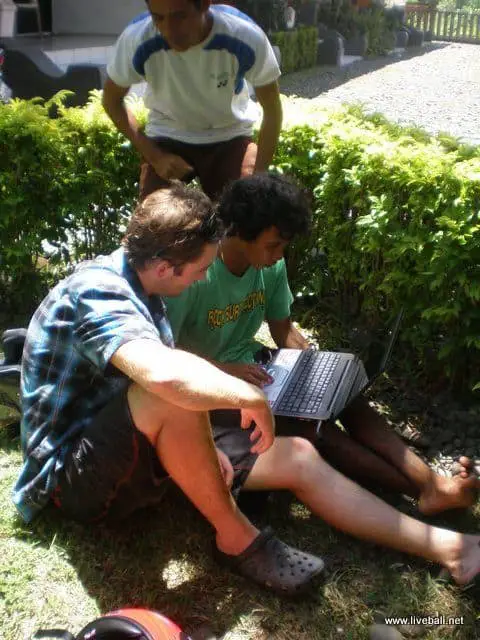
[13,248,175,522]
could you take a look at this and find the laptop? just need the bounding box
[261,310,403,421]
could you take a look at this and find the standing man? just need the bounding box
[102,1,282,200]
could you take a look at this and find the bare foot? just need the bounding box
[418,471,479,516]
[452,455,474,479]
[443,535,480,585]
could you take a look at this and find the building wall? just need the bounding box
[52,0,145,35]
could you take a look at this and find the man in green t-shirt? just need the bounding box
[166,173,479,526]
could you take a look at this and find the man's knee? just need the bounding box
[338,395,373,431]
[282,436,325,488]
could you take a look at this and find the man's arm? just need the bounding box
[102,77,193,180]
[111,338,274,452]
[268,317,311,350]
[111,338,268,412]
[253,81,283,173]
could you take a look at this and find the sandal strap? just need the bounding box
[227,526,275,566]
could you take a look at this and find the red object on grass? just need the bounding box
[107,608,192,639]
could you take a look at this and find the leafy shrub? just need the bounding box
[0,95,74,310]
[270,27,318,73]
[274,106,480,392]
[234,0,288,33]
[0,94,478,392]
[438,0,480,10]
[317,4,396,55]
[0,92,144,313]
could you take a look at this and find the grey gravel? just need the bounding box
[396,624,428,637]
[369,624,404,640]
[280,42,480,145]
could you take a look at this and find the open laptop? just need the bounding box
[261,310,403,421]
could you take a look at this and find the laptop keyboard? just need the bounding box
[276,351,341,414]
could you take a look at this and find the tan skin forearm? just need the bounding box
[254,81,283,172]
[111,339,267,412]
[102,77,165,166]
[268,317,310,350]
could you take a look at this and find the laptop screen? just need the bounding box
[362,309,404,382]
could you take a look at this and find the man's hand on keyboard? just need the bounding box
[220,362,273,387]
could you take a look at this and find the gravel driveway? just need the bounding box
[280,42,480,145]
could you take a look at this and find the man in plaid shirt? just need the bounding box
[12,182,325,596]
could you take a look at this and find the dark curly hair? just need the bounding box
[218,173,311,242]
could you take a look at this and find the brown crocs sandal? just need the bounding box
[214,527,325,596]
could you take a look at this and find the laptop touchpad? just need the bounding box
[263,365,289,387]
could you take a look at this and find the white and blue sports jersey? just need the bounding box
[106,4,280,143]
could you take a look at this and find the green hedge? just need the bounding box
[275,106,480,392]
[0,92,143,312]
[0,95,478,392]
[270,27,318,74]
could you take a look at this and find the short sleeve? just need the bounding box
[245,31,281,88]
[264,260,294,321]
[106,26,145,88]
[72,271,162,371]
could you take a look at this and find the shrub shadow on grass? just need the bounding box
[4,432,479,639]
[28,488,480,636]
[13,486,328,638]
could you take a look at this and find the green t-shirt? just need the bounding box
[165,257,293,364]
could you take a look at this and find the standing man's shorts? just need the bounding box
[139,136,258,202]
[52,390,260,523]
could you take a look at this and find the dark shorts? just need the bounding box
[52,388,169,523]
[210,409,260,500]
[139,135,257,201]
[52,391,261,523]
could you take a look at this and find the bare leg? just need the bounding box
[128,384,257,555]
[338,397,478,515]
[244,437,480,585]
[319,421,417,496]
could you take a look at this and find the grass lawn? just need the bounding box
[1,378,479,639]
[0,288,479,640]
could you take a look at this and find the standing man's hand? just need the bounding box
[102,78,193,182]
[240,402,275,454]
[150,149,194,181]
